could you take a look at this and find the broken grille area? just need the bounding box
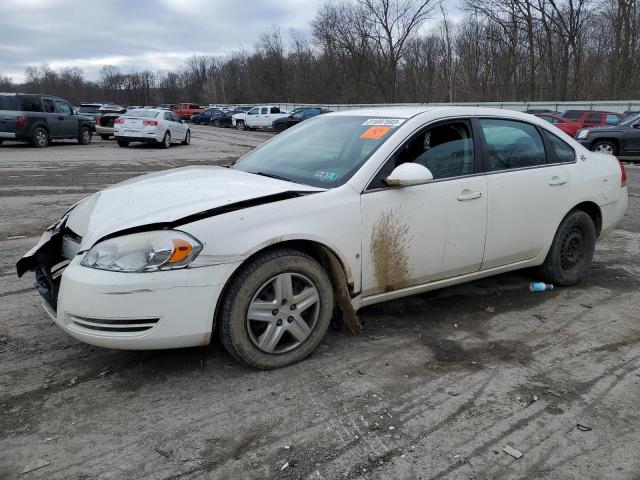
[67,314,160,334]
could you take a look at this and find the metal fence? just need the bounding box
[243,100,640,114]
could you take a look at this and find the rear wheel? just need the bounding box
[78,126,92,145]
[212,119,221,128]
[218,248,334,369]
[182,129,191,145]
[275,123,287,133]
[100,134,110,140]
[592,140,617,156]
[31,127,49,148]
[160,131,171,149]
[117,140,129,147]
[540,210,596,286]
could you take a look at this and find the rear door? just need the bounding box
[622,119,640,155]
[54,100,76,137]
[0,95,19,138]
[479,118,570,269]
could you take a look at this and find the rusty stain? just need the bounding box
[319,246,362,335]
[370,210,410,293]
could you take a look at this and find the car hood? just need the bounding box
[585,125,625,133]
[65,165,323,249]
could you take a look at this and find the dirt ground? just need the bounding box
[1,125,639,480]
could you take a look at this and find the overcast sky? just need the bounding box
[0,0,461,83]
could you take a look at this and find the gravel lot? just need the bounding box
[1,125,639,480]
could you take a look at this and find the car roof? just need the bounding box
[327,106,544,121]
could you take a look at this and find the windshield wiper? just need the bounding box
[252,171,291,182]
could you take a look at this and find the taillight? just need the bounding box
[16,116,28,128]
[95,115,101,124]
[114,118,124,124]
[619,160,627,187]
[143,120,158,126]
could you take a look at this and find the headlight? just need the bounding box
[577,129,589,139]
[81,230,202,272]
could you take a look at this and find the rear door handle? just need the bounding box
[457,190,482,201]
[548,176,568,186]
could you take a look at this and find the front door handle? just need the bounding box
[457,190,482,201]
[548,176,568,186]
[58,116,64,121]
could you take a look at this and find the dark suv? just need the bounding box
[0,93,93,148]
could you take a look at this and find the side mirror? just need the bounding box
[384,163,433,187]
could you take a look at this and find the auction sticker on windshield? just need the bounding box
[361,126,390,140]
[362,118,405,127]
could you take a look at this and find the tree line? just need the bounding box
[1,0,638,106]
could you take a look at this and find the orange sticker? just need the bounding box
[360,126,390,140]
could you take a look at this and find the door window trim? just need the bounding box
[363,116,483,193]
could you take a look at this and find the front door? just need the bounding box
[621,123,640,155]
[477,118,570,269]
[54,100,76,137]
[361,119,488,296]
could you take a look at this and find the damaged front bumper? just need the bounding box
[17,222,241,349]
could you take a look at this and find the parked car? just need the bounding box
[190,108,225,124]
[623,110,640,118]
[113,108,191,148]
[575,113,640,157]
[0,92,93,147]
[95,104,127,139]
[272,108,331,133]
[232,105,288,130]
[174,103,204,120]
[76,103,103,122]
[560,110,623,129]
[16,107,628,369]
[212,107,252,128]
[526,108,555,114]
[535,113,582,137]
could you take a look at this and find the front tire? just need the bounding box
[540,210,597,286]
[100,134,110,140]
[236,120,246,131]
[78,126,92,145]
[212,119,221,128]
[117,140,129,147]
[218,249,334,369]
[31,127,49,148]
[592,140,617,156]
[182,129,191,145]
[160,131,171,149]
[275,124,287,133]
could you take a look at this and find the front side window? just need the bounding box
[233,116,401,188]
[543,130,576,163]
[55,101,72,115]
[586,113,601,124]
[479,119,546,171]
[247,108,258,115]
[605,114,620,125]
[260,107,268,114]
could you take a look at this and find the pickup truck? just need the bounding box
[232,106,288,130]
[174,103,204,120]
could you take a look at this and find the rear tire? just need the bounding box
[100,134,110,140]
[182,129,191,145]
[275,124,287,133]
[540,210,597,286]
[212,119,221,128]
[218,248,334,369]
[160,131,171,149]
[592,140,617,156]
[117,140,129,147]
[31,127,49,148]
[78,126,92,145]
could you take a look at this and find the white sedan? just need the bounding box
[17,107,628,369]
[113,108,191,148]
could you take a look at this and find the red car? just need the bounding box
[560,110,624,130]
[173,103,204,120]
[535,113,582,136]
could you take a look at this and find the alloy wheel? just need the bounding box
[36,130,47,147]
[246,272,320,354]
[595,143,614,155]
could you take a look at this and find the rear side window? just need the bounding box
[43,99,55,113]
[190,104,199,109]
[562,111,582,121]
[543,131,576,163]
[19,96,43,112]
[271,107,281,114]
[479,119,546,171]
[164,112,172,121]
[586,113,601,124]
[0,96,19,110]
[260,107,268,114]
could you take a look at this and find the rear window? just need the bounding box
[125,110,159,118]
[0,96,19,110]
[18,96,43,112]
[79,106,100,114]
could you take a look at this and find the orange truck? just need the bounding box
[173,103,204,120]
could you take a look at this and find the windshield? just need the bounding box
[125,110,159,118]
[233,115,404,188]
[619,113,640,126]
